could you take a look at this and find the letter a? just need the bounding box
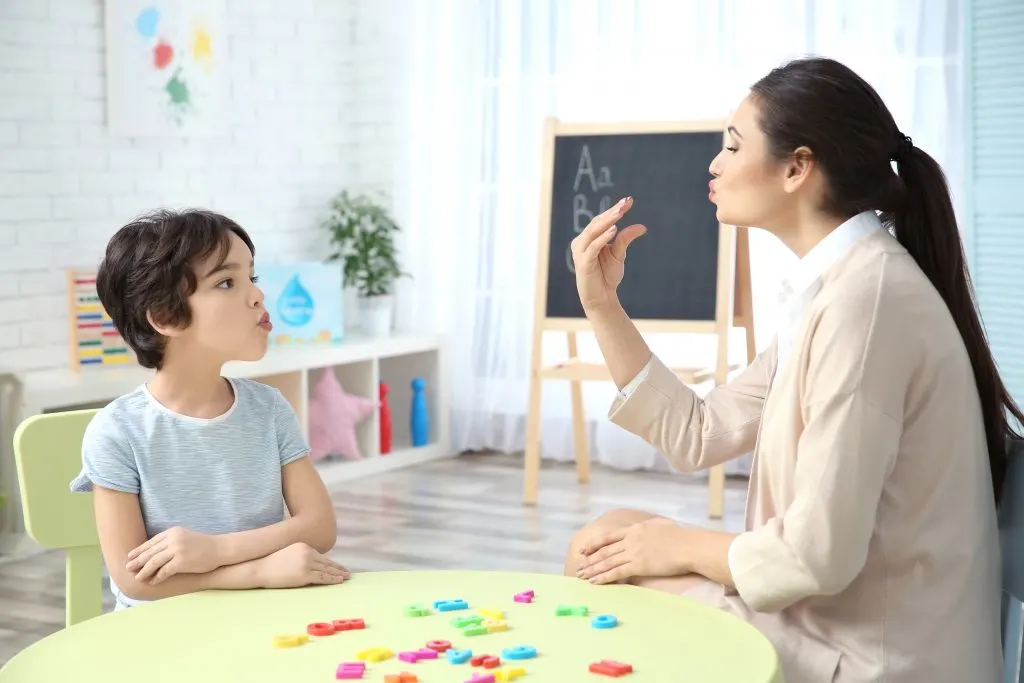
[573,145,597,192]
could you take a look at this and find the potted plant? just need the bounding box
[322,189,407,337]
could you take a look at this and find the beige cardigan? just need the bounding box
[609,230,1002,683]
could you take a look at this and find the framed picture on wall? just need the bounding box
[104,0,226,137]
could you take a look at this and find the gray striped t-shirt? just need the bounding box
[70,377,309,609]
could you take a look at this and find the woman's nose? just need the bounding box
[709,151,723,177]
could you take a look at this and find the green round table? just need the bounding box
[0,570,783,682]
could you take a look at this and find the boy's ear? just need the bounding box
[146,309,183,338]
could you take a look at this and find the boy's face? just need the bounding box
[175,232,270,364]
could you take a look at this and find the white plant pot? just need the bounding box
[342,286,360,332]
[359,294,393,337]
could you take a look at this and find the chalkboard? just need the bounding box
[544,130,723,321]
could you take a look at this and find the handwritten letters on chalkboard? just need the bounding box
[567,144,615,274]
[546,129,725,322]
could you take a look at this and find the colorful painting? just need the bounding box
[104,1,225,136]
[258,263,345,346]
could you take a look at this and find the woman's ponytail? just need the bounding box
[889,139,1024,503]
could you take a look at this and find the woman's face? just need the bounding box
[708,95,795,232]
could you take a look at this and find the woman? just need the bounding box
[564,57,1021,683]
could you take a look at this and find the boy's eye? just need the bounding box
[250,274,260,284]
[216,279,233,289]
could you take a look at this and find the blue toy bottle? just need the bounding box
[410,377,429,447]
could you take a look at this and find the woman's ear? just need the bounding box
[782,146,815,194]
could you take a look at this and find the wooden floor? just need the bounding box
[0,452,747,666]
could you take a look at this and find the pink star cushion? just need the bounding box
[307,368,376,461]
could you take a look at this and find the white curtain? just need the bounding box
[389,0,964,474]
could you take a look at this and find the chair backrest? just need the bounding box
[1000,437,1024,682]
[13,409,102,627]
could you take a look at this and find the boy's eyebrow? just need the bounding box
[727,125,743,140]
[205,259,255,278]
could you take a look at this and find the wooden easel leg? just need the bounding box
[708,324,730,519]
[567,332,590,484]
[523,372,543,505]
[709,249,734,520]
[736,227,757,365]
[708,330,728,518]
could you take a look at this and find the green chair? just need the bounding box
[13,409,103,627]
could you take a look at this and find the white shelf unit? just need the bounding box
[0,333,450,537]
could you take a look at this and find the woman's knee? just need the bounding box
[628,574,707,595]
[589,508,662,531]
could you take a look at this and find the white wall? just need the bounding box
[0,0,398,372]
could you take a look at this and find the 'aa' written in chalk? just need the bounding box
[567,144,615,274]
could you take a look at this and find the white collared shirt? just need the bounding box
[620,210,883,397]
[773,210,883,376]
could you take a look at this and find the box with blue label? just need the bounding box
[258,262,343,345]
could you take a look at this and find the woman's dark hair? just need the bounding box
[96,208,255,370]
[750,56,1024,503]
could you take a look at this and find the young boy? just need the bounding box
[70,208,347,609]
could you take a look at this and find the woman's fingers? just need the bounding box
[582,225,619,263]
[573,196,633,255]
[579,540,627,570]
[580,527,629,556]
[608,223,647,262]
[578,543,630,582]
[588,561,634,585]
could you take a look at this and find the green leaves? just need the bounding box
[322,190,409,297]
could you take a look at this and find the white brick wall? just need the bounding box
[0,0,400,372]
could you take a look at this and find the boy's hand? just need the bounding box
[127,526,225,584]
[255,542,350,589]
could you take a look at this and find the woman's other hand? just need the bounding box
[576,517,692,584]
[570,196,647,315]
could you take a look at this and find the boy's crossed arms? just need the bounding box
[96,455,347,603]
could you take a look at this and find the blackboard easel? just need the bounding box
[523,117,754,518]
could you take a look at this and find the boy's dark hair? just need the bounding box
[96,208,255,370]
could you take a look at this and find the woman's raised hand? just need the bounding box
[570,196,647,315]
